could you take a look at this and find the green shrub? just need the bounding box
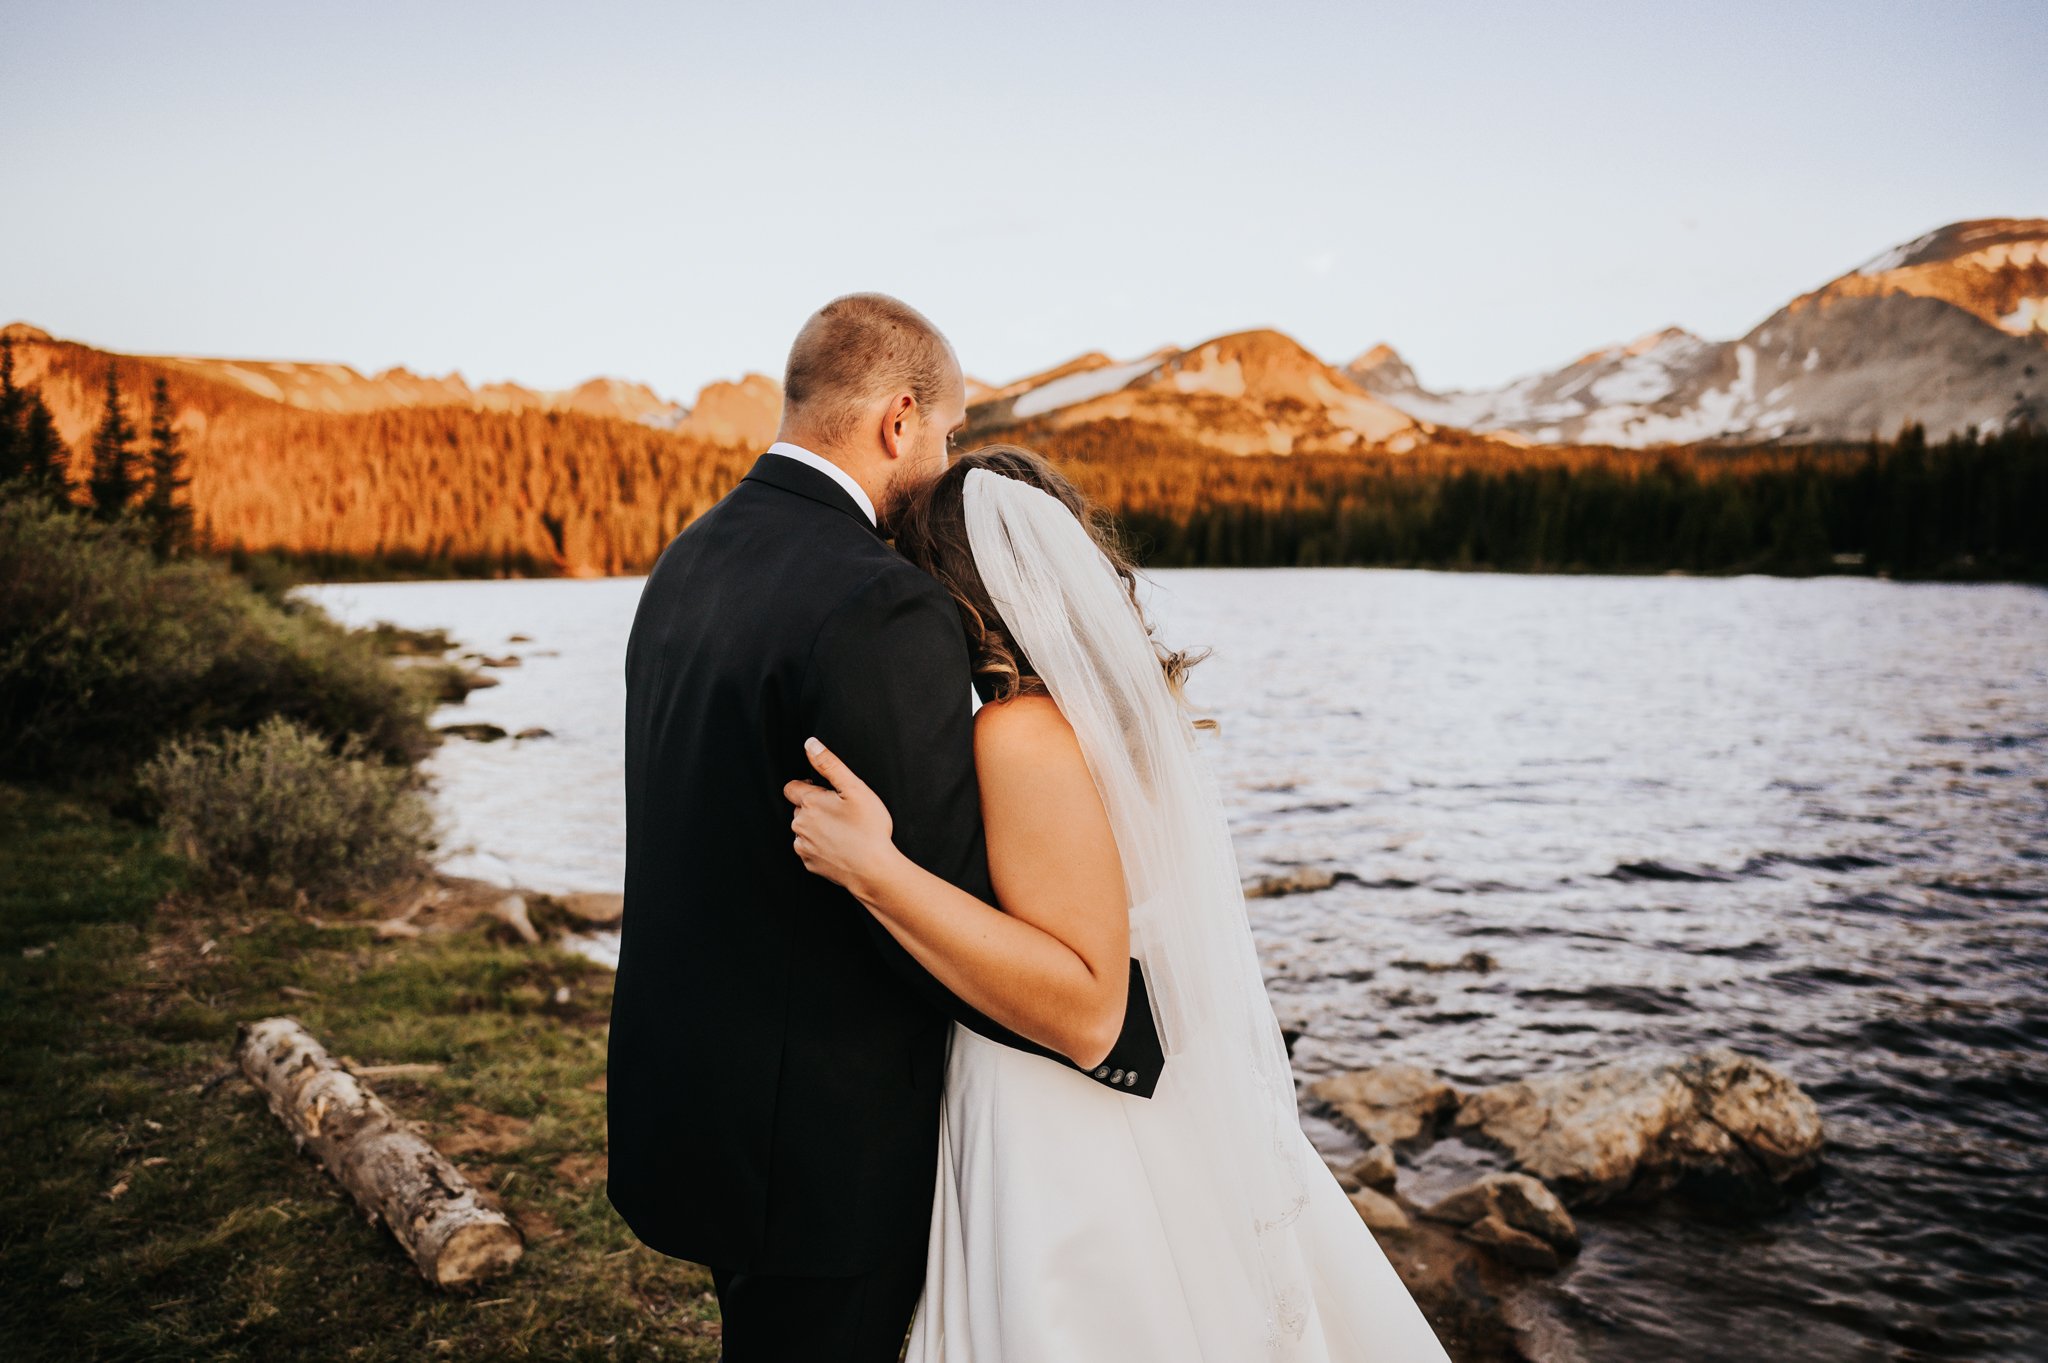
[0,496,433,783]
[137,715,437,906]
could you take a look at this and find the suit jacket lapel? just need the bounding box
[741,453,883,539]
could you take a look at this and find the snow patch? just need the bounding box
[1575,343,1777,447]
[1401,372,1568,430]
[1169,354,1246,400]
[1589,353,1680,406]
[1960,240,2046,272]
[221,364,284,402]
[1582,331,1708,409]
[1382,389,1499,428]
[1998,297,2047,335]
[1855,228,1943,276]
[1009,355,1162,419]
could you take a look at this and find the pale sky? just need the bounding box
[3,0,2041,401]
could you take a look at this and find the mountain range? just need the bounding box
[6,218,2041,477]
[964,328,1427,454]
[1338,218,2046,447]
[2,326,787,452]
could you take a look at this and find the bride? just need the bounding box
[782,444,1454,1362]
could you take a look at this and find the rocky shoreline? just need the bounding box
[1305,1048,1827,1358]
[371,872,1828,1361]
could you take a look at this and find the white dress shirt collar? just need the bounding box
[765,440,877,526]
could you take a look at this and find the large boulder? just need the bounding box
[1307,1063,1459,1152]
[1450,1046,1824,1210]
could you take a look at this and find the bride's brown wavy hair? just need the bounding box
[890,443,1217,731]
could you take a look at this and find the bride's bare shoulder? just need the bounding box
[971,690,1119,884]
[972,691,1080,767]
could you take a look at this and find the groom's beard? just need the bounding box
[875,466,929,539]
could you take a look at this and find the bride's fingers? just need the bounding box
[783,777,828,806]
[803,737,868,797]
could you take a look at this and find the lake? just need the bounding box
[299,569,2048,1363]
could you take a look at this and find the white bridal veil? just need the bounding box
[961,467,1322,1355]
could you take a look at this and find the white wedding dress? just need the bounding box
[903,470,1453,1363]
[905,1022,1457,1362]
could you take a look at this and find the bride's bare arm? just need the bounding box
[783,694,1130,1070]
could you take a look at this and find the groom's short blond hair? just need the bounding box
[782,293,956,446]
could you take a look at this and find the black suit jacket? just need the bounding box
[606,451,1164,1275]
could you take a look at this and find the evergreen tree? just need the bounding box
[143,376,194,557]
[0,334,23,481]
[87,364,142,520]
[17,393,72,500]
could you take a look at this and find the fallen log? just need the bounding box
[232,1015,523,1289]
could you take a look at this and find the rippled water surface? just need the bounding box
[302,569,2048,1363]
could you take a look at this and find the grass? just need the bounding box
[0,781,720,1362]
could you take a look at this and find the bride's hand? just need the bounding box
[782,737,902,901]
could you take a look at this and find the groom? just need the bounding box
[607,292,1163,1361]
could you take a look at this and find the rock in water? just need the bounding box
[1307,1062,1459,1152]
[1348,1143,1400,1191]
[1421,1172,1580,1265]
[1459,1212,1561,1272]
[1451,1046,1824,1210]
[1244,867,1359,898]
[438,722,508,742]
[1347,1185,1411,1231]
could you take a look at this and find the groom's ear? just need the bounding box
[878,392,916,460]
